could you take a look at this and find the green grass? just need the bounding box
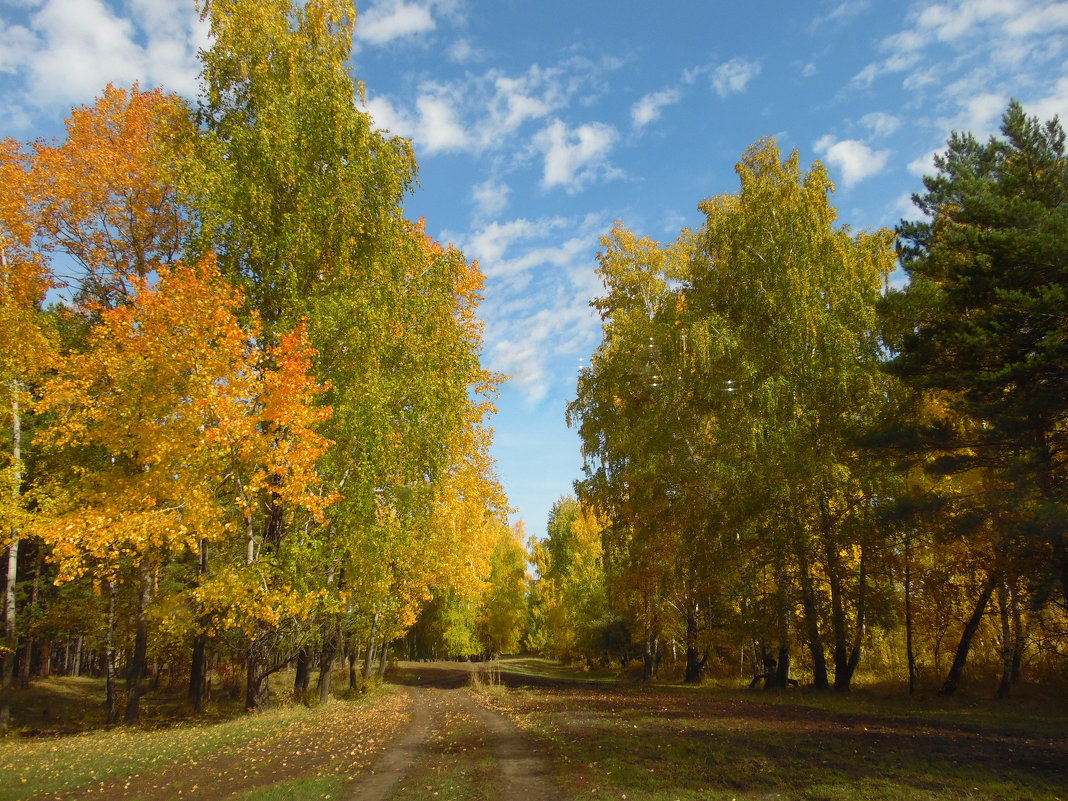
[499,682,1068,801]
[235,775,346,801]
[0,703,314,801]
[0,682,398,801]
[495,656,622,683]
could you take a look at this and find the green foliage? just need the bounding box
[892,100,1068,608]
[478,524,530,656]
[530,497,615,663]
[569,137,898,687]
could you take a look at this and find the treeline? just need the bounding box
[556,104,1068,696]
[0,0,511,727]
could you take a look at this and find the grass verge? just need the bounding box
[488,682,1068,801]
[0,686,404,801]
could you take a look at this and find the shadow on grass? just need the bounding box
[509,684,1068,801]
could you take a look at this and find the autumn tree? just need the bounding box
[570,140,895,689]
[32,84,189,309]
[0,139,56,729]
[184,0,505,703]
[530,497,612,663]
[34,258,331,720]
[478,522,530,658]
[569,225,694,679]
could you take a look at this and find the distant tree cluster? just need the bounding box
[0,0,515,728]
[562,104,1068,695]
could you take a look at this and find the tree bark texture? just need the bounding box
[124,562,153,723]
[940,571,998,696]
[105,580,118,724]
[0,382,20,729]
[797,539,829,690]
[363,612,379,682]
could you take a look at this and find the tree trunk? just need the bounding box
[293,646,311,699]
[105,580,118,724]
[1034,427,1068,611]
[1010,584,1026,685]
[244,637,272,711]
[996,580,1013,699]
[683,607,707,683]
[378,637,388,680]
[838,545,866,692]
[642,632,656,681]
[72,636,83,678]
[317,631,337,705]
[189,633,208,712]
[768,560,792,689]
[348,645,359,690]
[797,541,829,690]
[37,639,51,678]
[18,552,39,690]
[0,382,20,729]
[940,571,998,696]
[189,539,210,713]
[244,645,263,713]
[363,612,379,682]
[904,530,918,695]
[124,561,153,723]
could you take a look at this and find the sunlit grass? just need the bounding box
[1,703,310,800]
[0,686,398,801]
[496,656,622,683]
[235,775,345,800]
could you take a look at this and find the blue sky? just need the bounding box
[3,0,1067,538]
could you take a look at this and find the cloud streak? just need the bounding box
[534,119,620,192]
[814,134,890,188]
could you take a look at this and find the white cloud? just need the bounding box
[492,337,552,403]
[0,22,37,75]
[471,179,511,219]
[1029,75,1068,121]
[814,135,890,188]
[461,214,607,404]
[362,59,619,156]
[859,111,901,137]
[938,90,1008,137]
[711,58,761,98]
[358,1,436,45]
[892,192,923,223]
[631,86,681,129]
[2,0,206,112]
[28,0,144,103]
[907,148,941,177]
[801,62,818,78]
[533,118,619,192]
[1005,2,1068,35]
[813,0,871,27]
[463,218,566,274]
[415,92,470,152]
[482,71,559,144]
[364,87,470,154]
[854,0,1068,92]
[363,94,415,138]
[448,37,481,63]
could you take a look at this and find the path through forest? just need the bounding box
[350,662,562,801]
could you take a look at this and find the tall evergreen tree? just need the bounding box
[893,101,1068,611]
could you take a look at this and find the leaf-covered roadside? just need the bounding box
[1,687,410,801]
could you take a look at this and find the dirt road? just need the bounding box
[348,662,562,801]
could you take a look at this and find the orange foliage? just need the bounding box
[32,83,189,306]
[34,256,334,582]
